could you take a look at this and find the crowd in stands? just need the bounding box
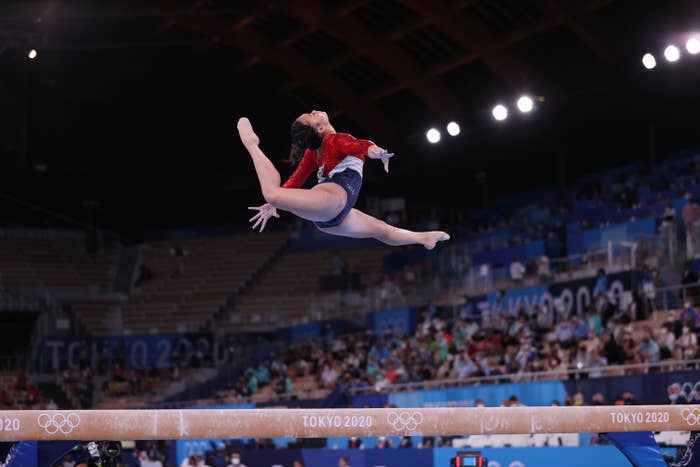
[210,267,700,405]
[0,372,56,410]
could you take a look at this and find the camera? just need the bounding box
[450,451,487,467]
[83,440,122,467]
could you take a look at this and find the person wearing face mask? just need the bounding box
[678,326,699,359]
[226,452,246,467]
[668,383,686,404]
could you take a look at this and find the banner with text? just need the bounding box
[36,333,229,372]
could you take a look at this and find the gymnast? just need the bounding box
[237,111,450,249]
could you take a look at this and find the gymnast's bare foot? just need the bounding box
[237,117,260,148]
[421,231,450,250]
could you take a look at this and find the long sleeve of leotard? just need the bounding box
[332,133,374,156]
[282,149,318,189]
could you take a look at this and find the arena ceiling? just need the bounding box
[1,0,700,233]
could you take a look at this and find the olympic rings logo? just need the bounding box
[681,408,700,426]
[386,411,424,432]
[37,413,81,435]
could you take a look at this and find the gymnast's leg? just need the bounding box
[318,208,450,250]
[237,118,345,222]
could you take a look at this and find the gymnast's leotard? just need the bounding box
[282,133,373,228]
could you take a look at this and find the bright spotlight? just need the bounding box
[664,44,680,62]
[516,95,534,113]
[446,121,460,136]
[642,53,656,69]
[27,49,37,60]
[426,128,441,144]
[492,104,508,121]
[686,37,700,55]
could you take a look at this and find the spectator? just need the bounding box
[658,326,676,359]
[642,272,657,312]
[553,319,574,344]
[682,261,699,304]
[227,453,245,467]
[535,304,553,330]
[339,456,351,467]
[668,383,683,404]
[680,301,698,329]
[637,333,660,363]
[586,307,603,336]
[622,391,636,405]
[536,252,551,283]
[399,436,413,448]
[376,436,392,449]
[661,203,677,227]
[677,326,698,359]
[593,269,608,298]
[572,317,588,340]
[585,349,608,378]
[602,332,626,365]
[591,392,605,405]
[509,257,526,283]
[293,461,305,467]
[137,451,162,467]
[682,197,700,259]
[347,437,363,449]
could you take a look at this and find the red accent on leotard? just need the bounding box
[281,133,373,189]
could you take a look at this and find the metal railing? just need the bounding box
[131,358,700,408]
[439,241,638,298]
[348,358,700,396]
[648,282,700,315]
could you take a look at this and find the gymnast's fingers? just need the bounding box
[248,206,262,211]
[249,212,261,223]
[252,216,264,231]
[260,217,269,232]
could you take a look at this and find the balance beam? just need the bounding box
[0,405,696,441]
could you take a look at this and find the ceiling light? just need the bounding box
[516,95,534,113]
[426,128,441,144]
[642,53,656,69]
[664,45,680,62]
[492,104,508,121]
[446,121,460,136]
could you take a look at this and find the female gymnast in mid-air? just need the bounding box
[237,111,450,249]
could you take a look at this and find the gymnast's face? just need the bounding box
[297,110,331,134]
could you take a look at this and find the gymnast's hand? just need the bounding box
[248,203,279,232]
[368,145,394,173]
[237,117,260,148]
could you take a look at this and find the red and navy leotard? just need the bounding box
[282,133,374,188]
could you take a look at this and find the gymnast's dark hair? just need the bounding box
[287,120,323,165]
